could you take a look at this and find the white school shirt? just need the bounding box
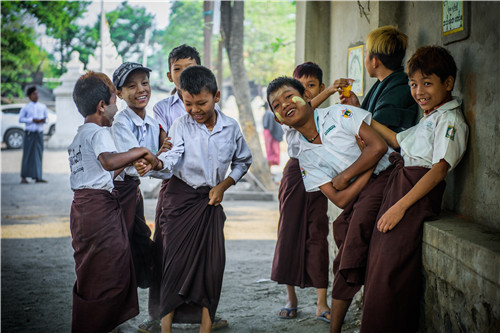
[293,105,393,192]
[153,92,223,134]
[396,97,468,172]
[18,101,48,132]
[68,123,117,192]
[111,106,170,180]
[283,124,300,159]
[153,93,187,133]
[157,110,252,189]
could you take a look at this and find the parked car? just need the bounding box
[1,103,57,149]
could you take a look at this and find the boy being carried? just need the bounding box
[69,72,160,333]
[267,76,393,333]
[360,45,468,333]
[271,62,348,323]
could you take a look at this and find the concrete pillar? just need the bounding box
[47,51,85,149]
[295,1,331,85]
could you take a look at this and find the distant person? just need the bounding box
[111,62,171,292]
[68,71,161,333]
[338,25,419,133]
[262,102,283,166]
[140,44,228,333]
[360,46,468,333]
[19,86,48,184]
[137,66,252,333]
[271,62,348,324]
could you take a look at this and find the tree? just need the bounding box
[106,1,154,60]
[221,1,274,190]
[244,1,296,86]
[1,1,89,98]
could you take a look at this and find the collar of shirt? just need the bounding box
[123,106,156,128]
[424,97,461,118]
[170,92,183,108]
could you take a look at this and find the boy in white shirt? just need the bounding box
[137,65,252,333]
[111,62,169,291]
[267,76,393,332]
[360,45,468,333]
[68,71,159,333]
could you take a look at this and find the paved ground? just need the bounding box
[1,148,361,332]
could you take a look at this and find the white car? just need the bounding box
[1,103,57,149]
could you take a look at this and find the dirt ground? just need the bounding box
[1,149,361,332]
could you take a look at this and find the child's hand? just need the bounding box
[134,158,152,176]
[339,90,360,107]
[331,172,350,191]
[377,204,406,233]
[208,184,225,206]
[355,134,366,152]
[330,78,354,94]
[157,137,172,155]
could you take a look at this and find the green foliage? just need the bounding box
[75,1,155,67]
[1,1,90,98]
[106,1,154,60]
[244,0,296,85]
[154,1,204,68]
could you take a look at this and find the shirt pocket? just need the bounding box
[216,139,236,164]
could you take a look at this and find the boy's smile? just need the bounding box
[117,70,151,116]
[410,70,453,112]
[269,86,309,127]
[182,88,220,129]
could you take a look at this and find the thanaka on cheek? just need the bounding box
[292,96,306,106]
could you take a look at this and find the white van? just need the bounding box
[1,104,57,149]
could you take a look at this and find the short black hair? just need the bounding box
[179,66,218,96]
[266,76,305,111]
[293,62,323,84]
[73,72,116,117]
[168,44,201,71]
[26,86,37,96]
[407,45,457,85]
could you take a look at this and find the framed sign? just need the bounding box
[442,0,470,44]
[348,44,364,96]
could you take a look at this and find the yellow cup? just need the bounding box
[342,85,352,97]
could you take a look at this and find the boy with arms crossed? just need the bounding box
[272,62,350,322]
[69,72,159,333]
[138,66,252,333]
[360,46,468,333]
[267,77,393,333]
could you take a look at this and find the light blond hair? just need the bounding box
[366,26,408,70]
